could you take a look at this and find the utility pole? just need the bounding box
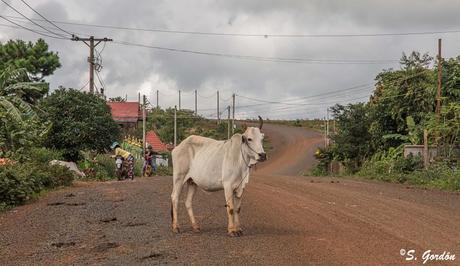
[138,92,140,104]
[232,93,235,134]
[194,89,197,115]
[174,105,177,147]
[436,38,443,120]
[217,90,220,124]
[156,90,159,109]
[227,106,231,139]
[178,90,181,110]
[326,112,329,147]
[71,35,112,94]
[142,95,146,154]
[324,117,327,148]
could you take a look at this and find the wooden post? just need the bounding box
[436,39,443,120]
[174,105,177,147]
[227,106,231,139]
[423,129,429,169]
[142,95,146,154]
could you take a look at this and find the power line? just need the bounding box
[113,40,398,65]
[235,84,373,107]
[0,15,68,39]
[1,16,403,66]
[3,14,460,38]
[0,0,68,39]
[18,0,73,36]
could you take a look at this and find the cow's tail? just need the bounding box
[170,200,173,223]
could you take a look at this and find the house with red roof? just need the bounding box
[145,130,169,152]
[107,101,141,128]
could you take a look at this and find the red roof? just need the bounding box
[145,130,168,152]
[107,102,141,123]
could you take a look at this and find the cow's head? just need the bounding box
[242,116,267,163]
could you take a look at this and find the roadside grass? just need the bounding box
[308,162,460,192]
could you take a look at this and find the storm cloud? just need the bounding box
[1,0,459,118]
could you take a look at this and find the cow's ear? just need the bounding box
[242,135,247,143]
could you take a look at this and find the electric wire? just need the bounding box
[3,14,460,38]
[0,0,68,38]
[18,0,74,36]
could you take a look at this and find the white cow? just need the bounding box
[171,117,266,236]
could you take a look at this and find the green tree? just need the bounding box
[441,56,460,103]
[368,52,435,150]
[0,39,61,81]
[40,88,120,161]
[330,103,372,172]
[0,67,50,157]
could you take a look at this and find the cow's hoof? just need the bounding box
[236,229,243,236]
[192,224,201,233]
[172,226,180,234]
[228,229,242,237]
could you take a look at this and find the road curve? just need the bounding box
[0,124,459,265]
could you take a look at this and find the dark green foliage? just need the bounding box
[0,162,74,207]
[40,88,121,161]
[26,147,64,164]
[311,148,333,176]
[0,39,61,81]
[0,67,51,157]
[425,102,460,159]
[329,103,372,172]
[316,51,459,191]
[441,56,460,103]
[78,152,115,181]
[368,52,435,150]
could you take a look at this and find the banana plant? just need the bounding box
[0,67,50,157]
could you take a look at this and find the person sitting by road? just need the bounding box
[110,142,135,180]
[143,144,157,175]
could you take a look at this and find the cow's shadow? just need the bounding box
[175,223,305,237]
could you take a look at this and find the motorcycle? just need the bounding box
[143,156,154,177]
[115,155,126,180]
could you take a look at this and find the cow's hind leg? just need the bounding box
[185,179,200,233]
[171,176,185,233]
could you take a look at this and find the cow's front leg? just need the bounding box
[223,186,237,237]
[233,188,244,236]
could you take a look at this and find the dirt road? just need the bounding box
[1,124,459,265]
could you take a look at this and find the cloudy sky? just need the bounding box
[1,0,460,119]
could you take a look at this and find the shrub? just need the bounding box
[78,152,115,181]
[26,147,64,164]
[155,165,172,176]
[406,163,460,191]
[94,153,116,177]
[0,162,74,207]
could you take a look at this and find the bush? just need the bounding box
[155,165,172,176]
[0,162,74,207]
[406,163,460,191]
[78,152,115,181]
[26,147,64,164]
